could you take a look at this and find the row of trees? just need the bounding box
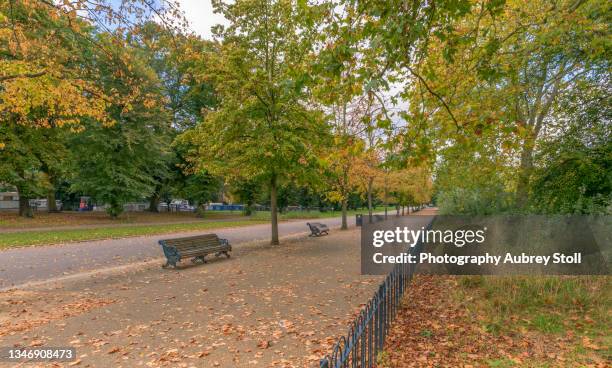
[2,0,607,243]
[0,2,216,218]
[0,1,432,243]
[190,0,609,223]
[177,0,438,242]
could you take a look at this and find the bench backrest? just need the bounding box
[161,234,221,251]
[308,223,328,231]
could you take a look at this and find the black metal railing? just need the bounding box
[319,221,432,368]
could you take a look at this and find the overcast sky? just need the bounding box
[176,0,227,39]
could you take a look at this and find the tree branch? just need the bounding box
[0,71,46,82]
[406,66,461,130]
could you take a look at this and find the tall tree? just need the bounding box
[0,1,110,216]
[181,0,329,245]
[320,96,373,229]
[321,134,364,229]
[400,0,609,211]
[130,23,219,212]
[529,82,611,214]
[313,0,398,227]
[71,36,171,218]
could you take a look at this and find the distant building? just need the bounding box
[0,192,19,210]
[0,192,62,211]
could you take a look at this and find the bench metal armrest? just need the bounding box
[159,241,179,257]
[219,238,231,249]
[159,240,181,267]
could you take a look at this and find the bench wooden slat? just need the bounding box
[172,243,221,250]
[180,246,229,254]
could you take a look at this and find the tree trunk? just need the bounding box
[244,202,253,216]
[107,198,122,218]
[385,172,389,220]
[196,203,206,218]
[270,175,279,245]
[396,205,400,216]
[47,189,58,212]
[17,188,33,218]
[41,165,58,213]
[367,178,373,223]
[515,140,535,209]
[341,198,348,230]
[149,192,160,213]
[402,206,405,216]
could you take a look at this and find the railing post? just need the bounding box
[377,287,383,352]
[368,310,373,367]
[382,280,387,342]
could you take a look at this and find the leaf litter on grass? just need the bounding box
[379,275,610,368]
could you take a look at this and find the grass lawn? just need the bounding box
[0,210,241,229]
[0,206,391,229]
[0,206,391,249]
[381,275,610,367]
[0,219,266,249]
[457,276,611,366]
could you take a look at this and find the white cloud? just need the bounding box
[176,0,228,39]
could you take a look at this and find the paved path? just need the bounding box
[0,214,389,289]
[0,229,385,368]
[0,210,435,367]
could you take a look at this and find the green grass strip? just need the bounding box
[0,220,267,249]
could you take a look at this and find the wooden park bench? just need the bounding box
[159,234,231,269]
[307,222,329,237]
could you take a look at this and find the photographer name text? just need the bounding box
[372,252,582,265]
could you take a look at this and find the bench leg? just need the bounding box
[214,251,231,258]
[162,260,177,269]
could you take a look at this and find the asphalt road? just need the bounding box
[0,214,374,289]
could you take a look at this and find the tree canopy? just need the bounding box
[1,0,608,229]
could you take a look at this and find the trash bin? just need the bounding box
[356,214,363,227]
